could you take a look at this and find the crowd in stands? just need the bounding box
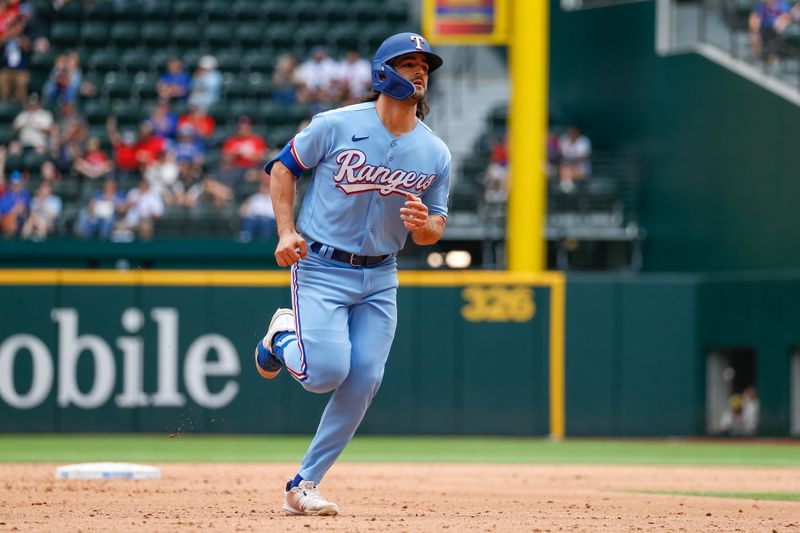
[748,0,800,64]
[482,124,592,205]
[0,0,377,242]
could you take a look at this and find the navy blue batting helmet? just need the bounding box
[371,32,443,100]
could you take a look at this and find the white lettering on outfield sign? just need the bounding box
[0,308,240,410]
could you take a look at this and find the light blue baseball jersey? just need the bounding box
[265,101,451,256]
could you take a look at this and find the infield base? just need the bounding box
[55,462,161,480]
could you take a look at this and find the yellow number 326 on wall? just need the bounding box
[460,286,536,323]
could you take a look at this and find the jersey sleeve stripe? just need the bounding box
[265,140,303,178]
[290,139,310,171]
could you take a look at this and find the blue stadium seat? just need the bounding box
[295,22,329,49]
[237,22,265,49]
[173,0,202,22]
[88,48,123,75]
[82,99,112,126]
[289,0,323,22]
[232,0,261,22]
[49,22,80,48]
[259,0,292,24]
[264,24,296,51]
[103,71,135,99]
[141,22,172,48]
[132,72,160,100]
[242,48,276,74]
[110,22,141,48]
[120,49,151,74]
[173,22,203,48]
[113,0,145,21]
[143,1,172,22]
[205,22,233,48]
[216,48,246,74]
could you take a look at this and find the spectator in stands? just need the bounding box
[134,121,166,170]
[171,123,204,176]
[272,53,300,105]
[39,158,60,184]
[296,46,340,110]
[20,179,60,240]
[202,152,243,207]
[10,92,52,154]
[144,149,179,204]
[221,115,266,180]
[0,170,28,237]
[16,0,49,55]
[484,135,509,204]
[106,116,139,184]
[157,57,191,103]
[0,142,6,179]
[238,177,276,242]
[546,129,561,175]
[177,105,215,147]
[52,100,87,174]
[187,55,221,112]
[116,176,163,240]
[749,0,794,63]
[0,0,18,37]
[337,49,372,104]
[172,161,203,209]
[0,14,32,104]
[148,100,178,140]
[718,388,759,437]
[75,177,123,240]
[73,137,112,181]
[42,51,84,107]
[558,125,592,193]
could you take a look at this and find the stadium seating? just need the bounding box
[6,0,415,238]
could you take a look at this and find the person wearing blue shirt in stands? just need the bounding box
[0,171,30,237]
[157,57,191,103]
[749,0,796,61]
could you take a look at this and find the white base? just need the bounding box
[55,462,161,480]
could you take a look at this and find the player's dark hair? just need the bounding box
[361,91,430,121]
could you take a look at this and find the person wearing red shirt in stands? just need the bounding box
[106,116,139,184]
[74,137,113,181]
[134,121,166,169]
[221,116,267,175]
[177,105,215,147]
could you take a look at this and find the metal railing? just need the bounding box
[695,0,800,89]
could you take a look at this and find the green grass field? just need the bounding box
[1,435,800,467]
[635,490,800,502]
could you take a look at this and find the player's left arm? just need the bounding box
[401,193,446,245]
[401,153,451,245]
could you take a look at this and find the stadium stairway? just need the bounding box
[425,46,509,196]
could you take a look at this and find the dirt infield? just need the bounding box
[1,463,799,532]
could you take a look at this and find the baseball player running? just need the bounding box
[256,32,450,516]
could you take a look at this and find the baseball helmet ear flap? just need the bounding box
[372,32,443,100]
[371,63,416,100]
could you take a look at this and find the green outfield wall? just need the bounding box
[2,270,798,436]
[0,271,557,436]
[550,0,800,272]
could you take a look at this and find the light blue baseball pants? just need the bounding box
[281,248,398,483]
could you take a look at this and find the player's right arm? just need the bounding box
[269,160,307,267]
[264,114,331,267]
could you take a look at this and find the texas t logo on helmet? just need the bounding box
[371,32,444,100]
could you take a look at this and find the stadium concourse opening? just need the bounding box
[706,348,758,437]
[791,348,800,436]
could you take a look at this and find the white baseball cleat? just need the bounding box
[254,308,295,380]
[283,480,340,516]
[265,308,296,353]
